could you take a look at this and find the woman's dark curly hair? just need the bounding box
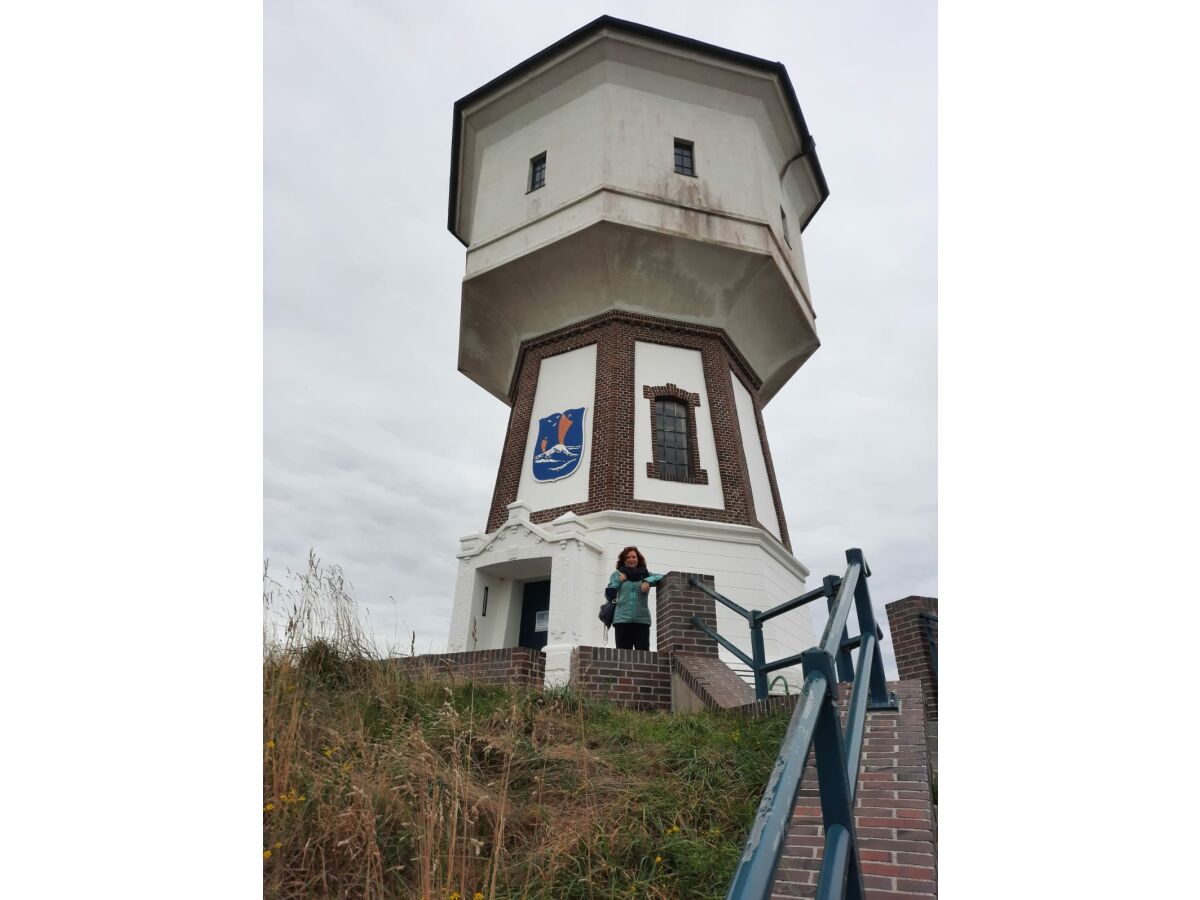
[616,546,646,568]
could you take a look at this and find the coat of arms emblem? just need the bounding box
[532,407,585,482]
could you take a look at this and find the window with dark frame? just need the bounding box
[654,397,691,481]
[673,139,695,176]
[643,384,708,485]
[528,152,546,191]
[780,205,791,248]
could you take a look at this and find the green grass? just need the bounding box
[263,554,790,899]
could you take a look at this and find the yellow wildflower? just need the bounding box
[654,856,662,864]
[273,842,282,850]
[448,893,460,900]
[263,850,272,860]
[263,803,274,813]
[323,747,334,758]
[341,761,352,773]
[265,739,275,750]
[666,825,680,835]
[473,893,484,900]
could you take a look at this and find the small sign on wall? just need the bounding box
[532,407,586,482]
[534,610,549,632]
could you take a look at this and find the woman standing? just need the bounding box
[605,546,663,651]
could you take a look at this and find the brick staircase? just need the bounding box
[772,678,935,899]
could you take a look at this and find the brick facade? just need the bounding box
[655,571,718,658]
[484,310,791,551]
[772,679,936,899]
[570,645,672,710]
[883,596,938,722]
[390,647,545,688]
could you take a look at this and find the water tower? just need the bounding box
[445,16,830,687]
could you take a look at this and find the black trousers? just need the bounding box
[614,623,650,651]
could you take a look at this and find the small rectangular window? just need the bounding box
[655,397,691,481]
[780,205,791,248]
[673,139,695,176]
[481,585,489,617]
[528,152,546,192]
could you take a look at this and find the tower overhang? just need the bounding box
[459,212,819,406]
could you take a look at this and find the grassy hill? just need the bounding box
[263,557,787,899]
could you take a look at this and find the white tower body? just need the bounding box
[445,17,830,688]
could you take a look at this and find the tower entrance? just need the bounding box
[517,580,551,650]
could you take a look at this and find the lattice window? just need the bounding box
[643,383,708,485]
[673,139,695,176]
[528,152,546,191]
[655,398,691,481]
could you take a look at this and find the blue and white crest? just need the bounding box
[532,407,585,482]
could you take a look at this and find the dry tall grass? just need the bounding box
[263,552,785,899]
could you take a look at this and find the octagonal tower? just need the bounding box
[445,16,830,687]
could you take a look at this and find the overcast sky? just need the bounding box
[265,0,936,676]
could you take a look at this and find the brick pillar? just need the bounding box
[884,595,938,721]
[655,572,718,659]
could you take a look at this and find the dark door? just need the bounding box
[517,580,550,650]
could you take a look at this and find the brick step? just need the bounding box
[770,679,936,899]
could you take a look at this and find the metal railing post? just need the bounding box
[844,548,896,710]
[801,647,864,900]
[824,574,854,683]
[749,610,768,701]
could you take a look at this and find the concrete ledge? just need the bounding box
[672,654,755,710]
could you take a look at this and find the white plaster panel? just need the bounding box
[602,79,766,224]
[471,81,606,244]
[633,341,724,508]
[516,344,597,511]
[730,370,781,540]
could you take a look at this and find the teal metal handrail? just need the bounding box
[687,576,840,700]
[707,548,897,900]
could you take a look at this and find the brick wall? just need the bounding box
[570,645,672,710]
[390,647,545,688]
[568,571,726,710]
[484,310,791,550]
[883,597,938,722]
[772,679,936,899]
[655,572,718,658]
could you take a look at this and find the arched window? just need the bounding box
[643,383,709,485]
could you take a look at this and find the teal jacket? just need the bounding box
[607,570,664,625]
